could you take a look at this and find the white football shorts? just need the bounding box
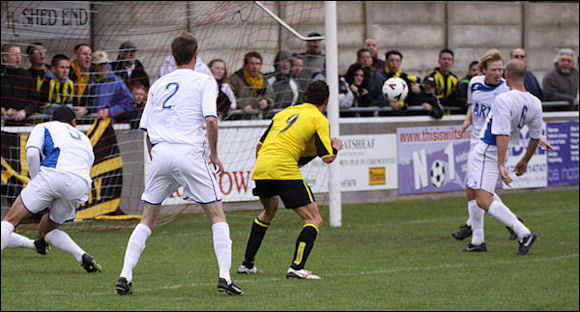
[20,168,90,225]
[141,142,221,205]
[466,141,508,194]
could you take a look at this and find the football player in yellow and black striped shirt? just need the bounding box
[237,80,343,279]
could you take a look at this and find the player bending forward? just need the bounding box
[465,58,543,255]
[237,80,343,279]
[1,106,101,272]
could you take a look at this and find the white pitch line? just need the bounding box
[6,253,578,297]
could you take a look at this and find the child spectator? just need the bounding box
[208,59,236,120]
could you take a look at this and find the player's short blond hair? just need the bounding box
[479,49,503,71]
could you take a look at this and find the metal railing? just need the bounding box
[1,101,576,126]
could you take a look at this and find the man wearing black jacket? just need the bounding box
[405,76,444,119]
[111,41,150,91]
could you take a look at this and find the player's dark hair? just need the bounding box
[172,33,198,66]
[74,43,90,53]
[52,105,75,123]
[439,48,454,59]
[26,42,44,55]
[357,48,371,59]
[51,54,70,68]
[304,80,329,106]
[385,49,403,61]
[243,51,262,65]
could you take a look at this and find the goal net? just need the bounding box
[1,1,329,234]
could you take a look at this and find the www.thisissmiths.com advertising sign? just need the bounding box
[396,122,578,195]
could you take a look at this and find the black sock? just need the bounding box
[242,218,269,268]
[290,224,318,270]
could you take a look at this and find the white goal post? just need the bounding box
[254,1,342,227]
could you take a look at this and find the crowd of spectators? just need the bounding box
[2,35,579,125]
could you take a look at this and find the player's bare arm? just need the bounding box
[514,138,540,177]
[461,105,473,133]
[205,116,224,176]
[496,135,512,186]
[539,136,553,152]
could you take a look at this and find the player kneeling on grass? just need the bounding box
[1,106,102,272]
[237,80,343,279]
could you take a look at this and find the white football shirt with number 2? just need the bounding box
[140,68,218,146]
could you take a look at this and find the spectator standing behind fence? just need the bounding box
[127,81,147,129]
[292,54,307,103]
[111,41,150,91]
[27,42,48,92]
[542,48,579,110]
[208,59,237,120]
[345,48,388,109]
[1,44,38,123]
[297,32,326,96]
[364,38,385,73]
[510,48,544,101]
[265,51,299,110]
[39,54,87,120]
[349,64,372,107]
[426,49,459,111]
[456,61,481,114]
[83,50,139,124]
[378,49,421,115]
[405,76,444,119]
[69,44,92,106]
[229,51,274,119]
[344,48,374,86]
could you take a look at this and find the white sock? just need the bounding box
[468,200,485,245]
[1,221,16,251]
[492,192,504,204]
[212,222,232,281]
[7,232,35,249]
[120,223,152,283]
[45,229,86,262]
[488,201,531,241]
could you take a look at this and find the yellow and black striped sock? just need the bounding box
[290,224,318,270]
[242,217,269,268]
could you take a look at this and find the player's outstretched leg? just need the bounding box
[507,215,525,240]
[44,229,102,272]
[5,232,43,253]
[238,217,268,275]
[487,200,537,255]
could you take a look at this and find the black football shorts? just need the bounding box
[252,179,315,209]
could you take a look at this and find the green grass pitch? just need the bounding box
[1,188,578,310]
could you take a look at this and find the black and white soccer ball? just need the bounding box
[430,160,446,188]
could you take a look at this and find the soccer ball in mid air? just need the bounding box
[430,160,446,188]
[382,77,408,102]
